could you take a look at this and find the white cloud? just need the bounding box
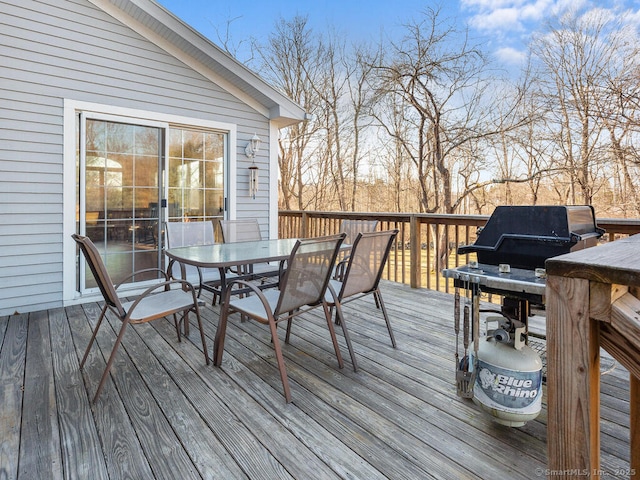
[469,7,523,31]
[520,0,556,22]
[459,0,640,77]
[461,0,525,8]
[550,0,587,16]
[495,46,527,65]
[463,0,560,33]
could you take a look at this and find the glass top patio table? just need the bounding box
[165,238,299,270]
[165,237,350,295]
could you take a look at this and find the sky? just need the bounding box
[156,0,640,69]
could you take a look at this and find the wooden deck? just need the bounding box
[1,282,632,479]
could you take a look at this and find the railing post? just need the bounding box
[301,212,309,238]
[410,215,421,289]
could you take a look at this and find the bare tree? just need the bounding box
[486,64,562,206]
[209,15,253,63]
[529,9,626,205]
[243,5,640,221]
[306,32,350,210]
[368,8,499,269]
[252,16,325,210]
[296,35,380,212]
[343,45,379,211]
[593,23,640,216]
[372,95,415,212]
[370,7,516,215]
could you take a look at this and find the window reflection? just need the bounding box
[82,119,161,287]
[167,127,225,221]
[79,119,226,290]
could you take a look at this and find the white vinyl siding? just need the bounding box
[0,0,271,315]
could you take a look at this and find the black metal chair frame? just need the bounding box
[326,229,399,371]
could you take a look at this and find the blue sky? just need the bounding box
[157,0,640,68]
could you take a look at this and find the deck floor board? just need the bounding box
[1,282,632,479]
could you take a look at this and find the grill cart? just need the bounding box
[443,205,604,426]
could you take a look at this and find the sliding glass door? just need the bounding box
[77,114,226,291]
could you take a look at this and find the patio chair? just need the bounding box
[165,220,227,305]
[325,229,399,371]
[72,234,210,403]
[218,218,281,286]
[335,219,380,279]
[339,219,379,245]
[219,218,263,243]
[213,233,347,403]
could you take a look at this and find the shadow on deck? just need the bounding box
[0,282,631,479]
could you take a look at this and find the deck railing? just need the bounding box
[279,210,640,293]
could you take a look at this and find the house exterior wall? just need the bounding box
[0,0,273,316]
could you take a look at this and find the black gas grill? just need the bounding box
[444,206,604,395]
[457,205,604,271]
[443,205,604,320]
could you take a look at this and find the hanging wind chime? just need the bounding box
[245,133,261,199]
[249,161,259,199]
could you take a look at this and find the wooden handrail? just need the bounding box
[279,210,640,293]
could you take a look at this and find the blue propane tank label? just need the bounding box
[473,360,543,413]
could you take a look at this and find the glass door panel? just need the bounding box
[167,128,225,224]
[78,117,227,292]
[82,118,162,288]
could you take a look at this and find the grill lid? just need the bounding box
[457,205,605,270]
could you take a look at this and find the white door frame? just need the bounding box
[62,99,237,304]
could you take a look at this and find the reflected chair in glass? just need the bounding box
[325,229,399,371]
[72,234,209,403]
[165,220,226,305]
[213,234,347,403]
[218,218,281,286]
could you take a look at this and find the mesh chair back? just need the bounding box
[166,221,215,248]
[165,221,216,280]
[72,234,126,317]
[219,219,263,243]
[276,234,345,314]
[340,230,399,299]
[339,219,379,245]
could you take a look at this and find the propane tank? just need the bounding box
[470,317,542,427]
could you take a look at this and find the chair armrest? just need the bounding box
[334,256,349,281]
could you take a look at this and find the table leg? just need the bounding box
[213,266,229,366]
[213,306,228,367]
